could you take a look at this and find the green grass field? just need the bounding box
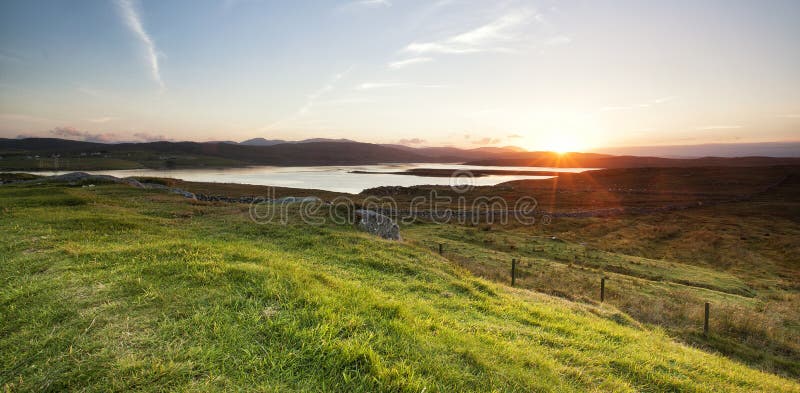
[1,183,799,392]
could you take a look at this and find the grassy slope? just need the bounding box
[403,223,800,377]
[1,184,799,392]
[400,174,800,378]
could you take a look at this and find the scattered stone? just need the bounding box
[170,188,196,200]
[273,196,322,204]
[141,182,169,190]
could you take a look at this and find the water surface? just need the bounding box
[43,163,593,193]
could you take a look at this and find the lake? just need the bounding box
[43,163,593,194]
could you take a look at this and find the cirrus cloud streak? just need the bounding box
[116,0,164,90]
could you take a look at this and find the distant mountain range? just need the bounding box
[0,138,528,165]
[1,137,798,170]
[592,142,800,158]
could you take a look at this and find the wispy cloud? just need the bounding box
[388,57,433,69]
[317,97,374,106]
[50,126,116,143]
[352,0,391,7]
[398,138,426,145]
[338,0,391,11]
[132,132,170,142]
[694,125,743,130]
[601,96,677,112]
[116,0,164,90]
[600,105,635,112]
[356,82,408,90]
[472,137,502,145]
[652,96,677,104]
[544,35,571,46]
[404,10,537,55]
[507,134,523,139]
[263,68,352,131]
[777,113,800,119]
[88,117,117,124]
[77,86,105,98]
[299,69,350,115]
[355,82,445,90]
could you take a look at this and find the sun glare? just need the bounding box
[536,134,585,154]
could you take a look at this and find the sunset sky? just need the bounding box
[1,0,798,151]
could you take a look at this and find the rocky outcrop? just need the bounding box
[36,172,118,184]
[355,209,401,240]
[21,172,146,188]
[7,172,335,207]
[11,172,195,199]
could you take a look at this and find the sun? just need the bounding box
[537,134,585,154]
[547,140,573,154]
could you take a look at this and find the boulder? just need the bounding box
[355,209,401,240]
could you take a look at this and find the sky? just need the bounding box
[1,0,799,151]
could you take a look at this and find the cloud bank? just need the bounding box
[398,138,426,145]
[47,126,169,143]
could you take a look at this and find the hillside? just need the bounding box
[0,138,524,171]
[342,165,800,377]
[0,138,434,170]
[1,181,799,391]
[401,171,800,377]
[592,142,800,158]
[4,138,800,171]
[465,151,800,168]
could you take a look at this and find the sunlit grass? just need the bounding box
[1,184,798,391]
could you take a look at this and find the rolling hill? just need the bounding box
[2,138,799,171]
[1,181,798,391]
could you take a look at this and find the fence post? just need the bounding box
[438,243,443,255]
[704,302,710,336]
[511,258,517,287]
[600,278,605,302]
